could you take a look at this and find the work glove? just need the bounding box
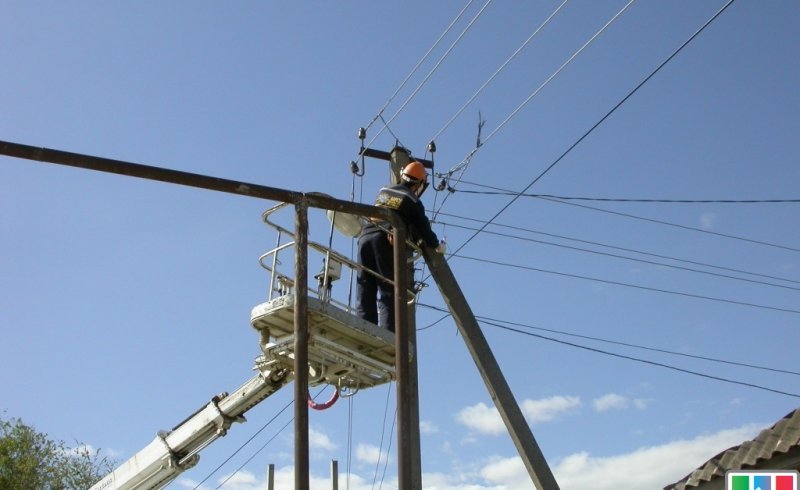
[435,241,446,254]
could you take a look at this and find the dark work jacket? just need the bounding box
[361,183,438,248]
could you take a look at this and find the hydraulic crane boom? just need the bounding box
[90,368,291,490]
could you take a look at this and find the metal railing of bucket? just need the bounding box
[257,203,418,314]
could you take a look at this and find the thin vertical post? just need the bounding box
[267,463,275,490]
[294,200,310,490]
[331,460,339,490]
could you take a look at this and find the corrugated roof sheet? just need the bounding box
[665,407,800,490]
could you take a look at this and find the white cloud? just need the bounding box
[356,442,388,465]
[309,426,336,451]
[420,419,440,434]
[478,423,762,490]
[216,470,258,490]
[456,402,505,435]
[521,395,581,422]
[174,423,763,490]
[441,440,453,454]
[180,466,379,490]
[593,393,629,412]
[461,434,479,445]
[592,393,651,412]
[177,470,259,490]
[457,396,581,436]
[422,472,503,490]
[481,455,527,484]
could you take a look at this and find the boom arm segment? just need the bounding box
[90,369,291,490]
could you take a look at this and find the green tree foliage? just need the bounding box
[0,413,115,489]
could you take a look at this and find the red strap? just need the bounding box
[308,388,340,410]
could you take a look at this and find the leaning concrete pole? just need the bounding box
[422,249,560,490]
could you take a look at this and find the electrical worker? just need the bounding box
[356,161,445,332]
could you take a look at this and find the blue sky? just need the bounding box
[1,1,799,489]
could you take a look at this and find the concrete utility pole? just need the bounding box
[388,145,424,489]
[294,200,310,490]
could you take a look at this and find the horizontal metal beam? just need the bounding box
[0,139,395,222]
[361,147,433,169]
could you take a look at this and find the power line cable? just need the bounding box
[477,314,800,377]
[346,395,354,490]
[437,221,800,292]
[192,396,294,490]
[442,0,637,180]
[197,387,327,490]
[431,0,635,222]
[359,0,494,155]
[448,0,737,258]
[535,194,800,253]
[451,253,800,315]
[453,179,800,253]
[417,303,800,376]
[361,0,477,136]
[435,210,800,285]
[428,0,571,143]
[418,312,452,331]
[378,113,406,149]
[429,0,570,220]
[457,189,800,204]
[377,407,397,490]
[213,415,296,490]
[417,303,800,398]
[371,383,394,490]
[481,319,800,398]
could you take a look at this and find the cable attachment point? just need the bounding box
[355,127,367,176]
[427,141,436,170]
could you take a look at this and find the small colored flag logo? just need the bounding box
[726,470,799,490]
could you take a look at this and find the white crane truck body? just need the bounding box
[90,369,290,490]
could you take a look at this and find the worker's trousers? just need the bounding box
[356,230,394,332]
[356,230,396,331]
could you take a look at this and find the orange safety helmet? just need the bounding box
[401,161,427,184]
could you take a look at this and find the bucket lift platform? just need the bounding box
[249,202,403,393]
[251,293,396,391]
